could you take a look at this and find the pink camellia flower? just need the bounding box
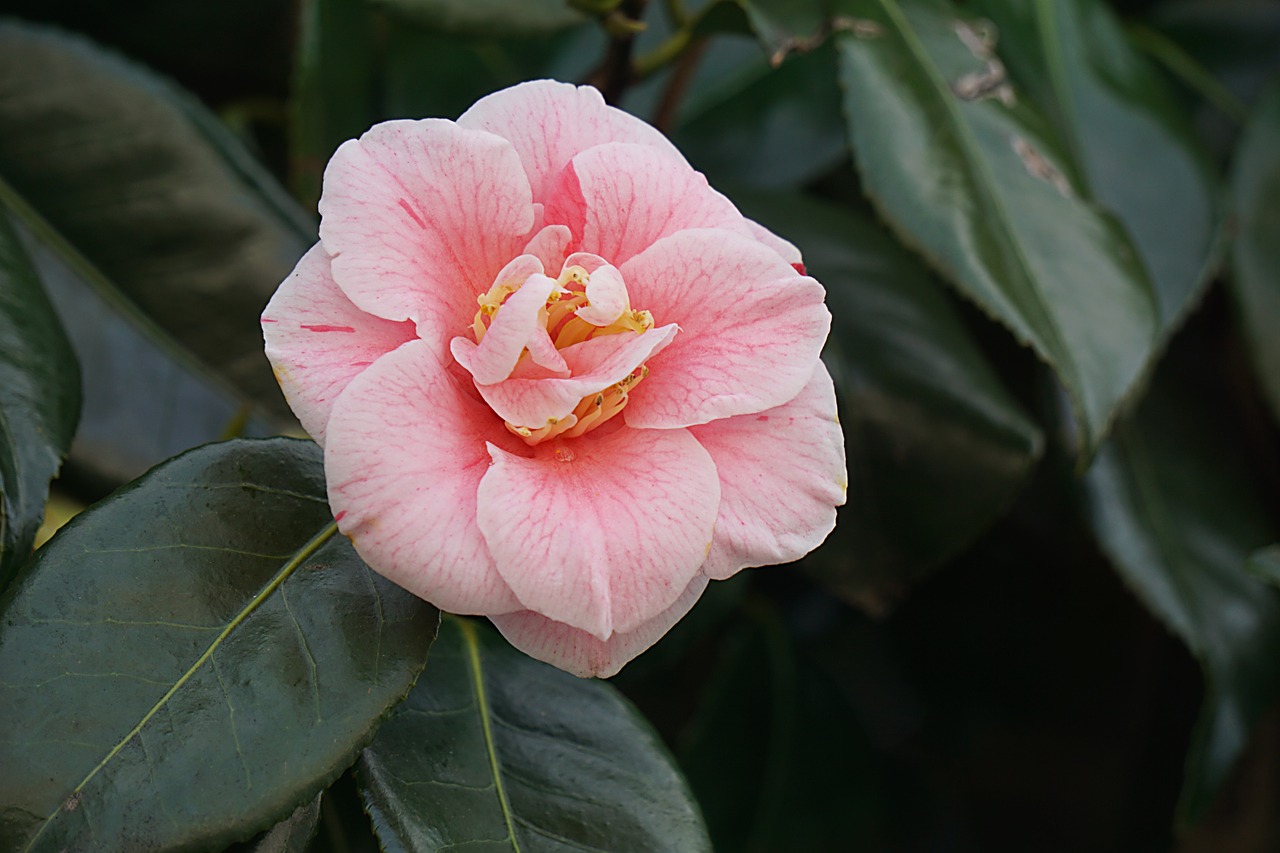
[262,80,846,677]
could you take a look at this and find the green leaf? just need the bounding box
[0,211,79,586]
[679,605,885,850]
[695,0,827,64]
[733,191,1041,612]
[1229,81,1280,425]
[231,795,323,853]
[672,40,848,189]
[832,0,1159,458]
[357,616,712,853]
[0,438,438,852]
[0,20,313,411]
[973,0,1223,340]
[1080,369,1280,825]
[368,0,585,37]
[1247,546,1280,588]
[291,0,377,212]
[24,233,276,490]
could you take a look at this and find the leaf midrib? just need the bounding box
[867,0,1085,434]
[456,617,522,853]
[20,520,339,853]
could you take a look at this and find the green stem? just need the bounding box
[634,26,693,79]
[1127,23,1249,124]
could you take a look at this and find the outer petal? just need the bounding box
[325,339,524,615]
[543,142,748,266]
[622,229,830,428]
[456,80,681,204]
[490,575,709,678]
[742,216,803,267]
[473,323,677,427]
[261,244,416,444]
[318,120,534,353]
[690,361,847,580]
[476,426,720,640]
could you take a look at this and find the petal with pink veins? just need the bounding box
[473,323,677,427]
[451,272,564,385]
[622,229,830,429]
[318,120,534,354]
[543,142,748,266]
[742,216,803,267]
[523,224,572,273]
[456,80,681,204]
[490,575,709,678]
[261,244,416,444]
[477,426,720,640]
[690,361,847,580]
[575,263,628,326]
[325,339,524,616]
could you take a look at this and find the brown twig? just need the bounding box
[652,35,708,134]
[587,0,648,104]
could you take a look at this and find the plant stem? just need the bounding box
[653,35,708,133]
[588,0,649,104]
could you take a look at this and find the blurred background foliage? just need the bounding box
[1,0,1279,850]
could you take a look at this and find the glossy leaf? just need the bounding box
[734,191,1041,612]
[21,232,277,490]
[0,20,313,409]
[1080,371,1280,824]
[1229,82,1280,425]
[833,0,1159,458]
[0,438,438,852]
[1247,546,1280,588]
[368,0,584,37]
[672,40,847,189]
[233,795,323,853]
[680,607,885,850]
[357,616,712,853]
[695,0,827,64]
[974,0,1222,339]
[0,211,79,587]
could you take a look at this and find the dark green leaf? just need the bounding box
[734,191,1041,612]
[357,616,711,853]
[833,0,1159,458]
[368,0,585,37]
[974,0,1223,339]
[0,438,438,852]
[0,211,79,587]
[680,605,885,850]
[291,0,378,212]
[1229,81,1280,425]
[1247,546,1280,588]
[1080,370,1280,825]
[0,20,313,410]
[231,795,323,853]
[22,232,276,490]
[672,40,847,189]
[695,0,827,64]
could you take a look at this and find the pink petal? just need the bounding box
[490,575,709,678]
[742,216,803,266]
[575,263,629,326]
[318,120,534,354]
[325,339,523,616]
[261,244,416,444]
[690,361,847,580]
[456,80,680,204]
[473,323,678,427]
[621,229,830,429]
[476,426,720,640]
[523,224,572,273]
[543,142,747,266]
[450,271,563,385]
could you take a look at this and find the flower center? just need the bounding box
[469,259,656,446]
